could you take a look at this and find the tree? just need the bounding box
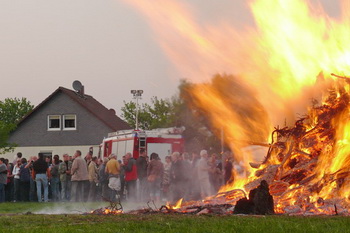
[0,97,34,153]
[121,96,175,130]
[0,97,34,125]
[0,121,16,154]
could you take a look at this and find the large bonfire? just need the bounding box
[116,0,350,214]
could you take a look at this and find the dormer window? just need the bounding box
[48,115,61,131]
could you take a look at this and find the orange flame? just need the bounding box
[166,198,183,210]
[121,0,350,214]
[122,0,350,158]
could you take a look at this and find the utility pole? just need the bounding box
[130,90,143,130]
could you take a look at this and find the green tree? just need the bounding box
[0,97,34,125]
[0,121,16,154]
[121,96,175,130]
[0,97,34,153]
[146,97,175,129]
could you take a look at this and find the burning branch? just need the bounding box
[331,73,350,83]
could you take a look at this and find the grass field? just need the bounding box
[0,202,349,233]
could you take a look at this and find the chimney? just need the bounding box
[78,85,85,96]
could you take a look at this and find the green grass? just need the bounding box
[0,202,350,233]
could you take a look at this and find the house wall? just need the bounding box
[7,92,112,148]
[1,145,100,161]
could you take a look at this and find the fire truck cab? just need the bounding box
[100,127,185,162]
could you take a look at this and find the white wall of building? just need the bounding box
[1,145,100,161]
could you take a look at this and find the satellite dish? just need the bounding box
[72,80,83,92]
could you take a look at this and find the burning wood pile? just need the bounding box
[254,78,350,215]
[154,77,350,216]
[90,78,350,216]
[224,77,350,215]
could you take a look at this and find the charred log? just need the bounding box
[235,180,274,215]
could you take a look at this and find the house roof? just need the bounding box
[18,86,131,131]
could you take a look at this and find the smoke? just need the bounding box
[33,203,100,214]
[32,202,160,214]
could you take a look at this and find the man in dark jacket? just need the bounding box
[19,158,31,201]
[33,153,50,202]
[136,149,148,202]
[98,158,109,200]
[170,152,185,202]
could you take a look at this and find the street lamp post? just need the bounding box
[131,90,143,130]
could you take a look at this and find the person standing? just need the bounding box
[147,153,164,202]
[136,148,148,202]
[33,153,50,202]
[59,154,72,201]
[197,150,212,199]
[191,152,201,200]
[208,153,223,193]
[5,160,14,202]
[84,152,92,201]
[88,156,98,201]
[19,158,31,201]
[98,158,109,200]
[12,159,21,202]
[0,158,7,203]
[71,150,89,202]
[169,152,185,202]
[118,159,125,201]
[105,154,121,202]
[181,152,192,200]
[123,153,137,201]
[161,156,172,201]
[25,156,38,202]
[50,157,60,202]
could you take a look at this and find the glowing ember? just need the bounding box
[90,207,123,215]
[166,198,183,210]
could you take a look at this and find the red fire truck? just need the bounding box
[100,127,185,162]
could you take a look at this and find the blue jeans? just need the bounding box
[0,183,5,202]
[50,177,60,201]
[29,177,37,202]
[61,179,71,201]
[35,174,48,202]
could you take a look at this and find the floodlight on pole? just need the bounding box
[131,90,143,130]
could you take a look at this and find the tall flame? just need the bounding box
[122,0,350,141]
[121,0,350,206]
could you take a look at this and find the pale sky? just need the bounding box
[0,0,341,115]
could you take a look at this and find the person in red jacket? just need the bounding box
[123,153,137,202]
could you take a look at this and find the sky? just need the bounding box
[0,0,341,115]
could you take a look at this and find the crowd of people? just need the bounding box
[0,149,238,203]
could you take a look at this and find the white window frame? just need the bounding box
[63,114,77,130]
[48,115,61,131]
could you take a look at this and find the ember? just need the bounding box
[90,201,123,215]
